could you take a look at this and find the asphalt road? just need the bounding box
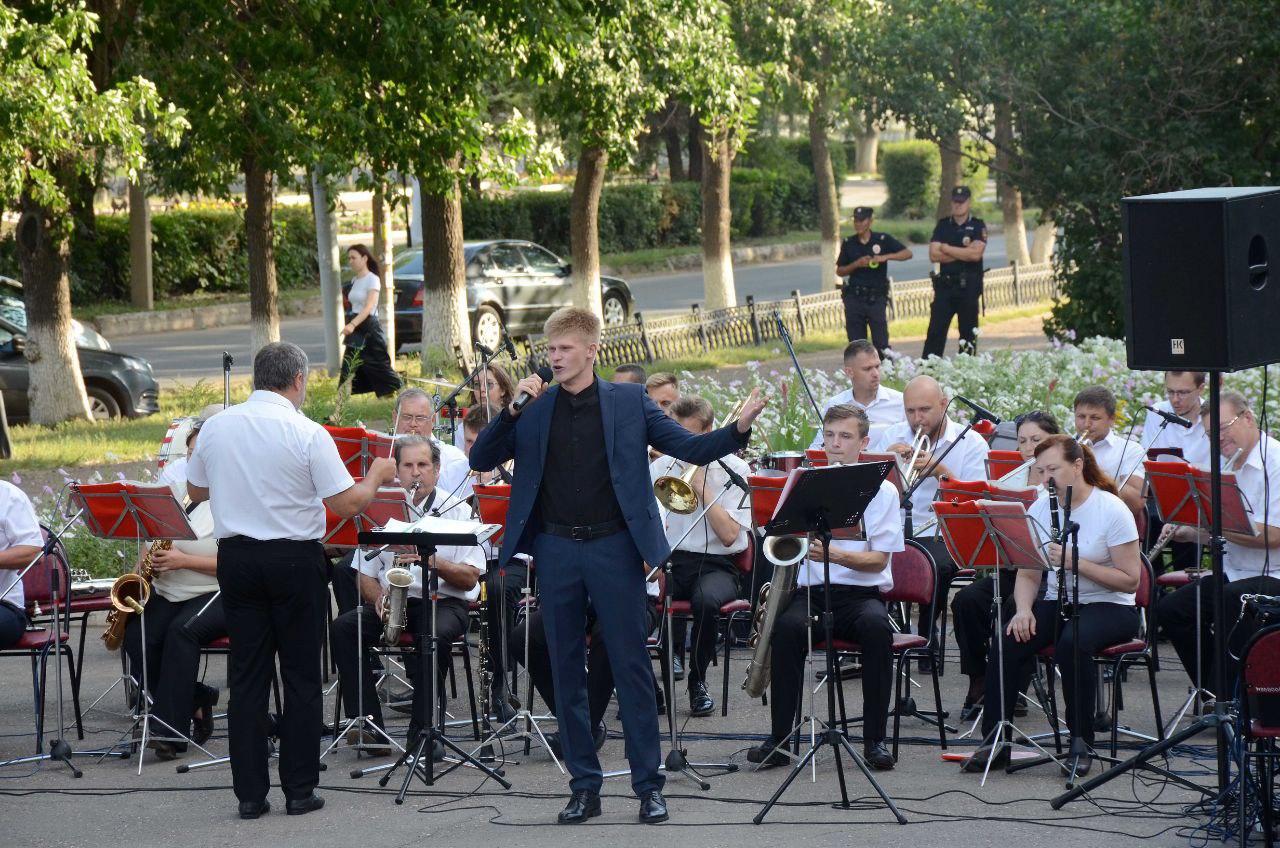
[109,233,1016,384]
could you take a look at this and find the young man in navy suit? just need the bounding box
[470,307,765,825]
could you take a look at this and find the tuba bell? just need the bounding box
[742,534,808,698]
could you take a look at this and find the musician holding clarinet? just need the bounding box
[469,307,765,825]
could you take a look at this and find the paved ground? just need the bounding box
[0,599,1231,847]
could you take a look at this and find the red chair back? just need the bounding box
[732,543,754,575]
[22,528,67,608]
[884,540,936,607]
[748,472,787,530]
[985,450,1024,480]
[474,483,512,545]
[1134,555,1154,610]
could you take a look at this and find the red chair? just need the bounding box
[4,528,83,750]
[815,540,948,759]
[1238,623,1280,848]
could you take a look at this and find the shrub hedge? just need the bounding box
[880,139,992,221]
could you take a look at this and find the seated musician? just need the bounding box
[645,372,679,416]
[872,375,990,647]
[964,435,1141,776]
[1142,371,1211,571]
[1072,386,1145,511]
[123,422,226,760]
[1156,391,1280,705]
[808,340,905,450]
[391,388,473,502]
[0,479,43,651]
[950,410,1060,719]
[157,403,226,496]
[651,396,752,717]
[328,436,485,754]
[748,404,903,771]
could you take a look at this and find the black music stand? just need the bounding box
[753,461,908,826]
[358,528,511,804]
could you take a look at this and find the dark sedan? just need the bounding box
[0,303,160,421]
[344,240,634,351]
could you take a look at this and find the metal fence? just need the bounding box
[505,262,1057,376]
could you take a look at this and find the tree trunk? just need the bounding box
[128,178,153,310]
[664,100,685,182]
[809,97,840,292]
[420,183,471,368]
[311,169,343,375]
[700,129,737,311]
[372,182,397,354]
[1030,215,1057,265]
[687,116,704,183]
[854,116,880,174]
[242,153,279,354]
[569,145,608,317]
[994,101,1030,267]
[14,187,91,424]
[935,131,963,220]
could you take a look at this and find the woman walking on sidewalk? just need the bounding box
[338,244,402,401]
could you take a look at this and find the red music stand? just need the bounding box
[1145,459,1256,536]
[474,483,511,547]
[860,451,905,493]
[325,426,397,478]
[323,484,413,547]
[986,450,1025,480]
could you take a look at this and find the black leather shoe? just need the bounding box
[1061,751,1093,778]
[688,682,714,717]
[238,799,270,819]
[191,687,219,745]
[746,738,790,767]
[557,790,601,824]
[961,746,1010,773]
[285,794,325,816]
[864,740,895,770]
[959,698,983,722]
[672,656,685,681]
[638,790,668,824]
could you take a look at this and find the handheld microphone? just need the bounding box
[1143,404,1192,429]
[955,396,1001,425]
[512,366,554,412]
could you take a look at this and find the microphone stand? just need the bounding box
[434,343,505,445]
[772,310,824,424]
[222,351,233,407]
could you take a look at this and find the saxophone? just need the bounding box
[102,540,167,651]
[742,535,807,698]
[381,559,415,646]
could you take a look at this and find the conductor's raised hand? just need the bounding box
[367,456,397,485]
[735,387,769,434]
[508,372,548,417]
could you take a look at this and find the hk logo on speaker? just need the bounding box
[1171,339,1186,355]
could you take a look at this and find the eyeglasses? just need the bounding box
[1223,412,1244,429]
[397,414,433,426]
[1166,388,1198,399]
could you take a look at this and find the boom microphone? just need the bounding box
[1143,405,1192,429]
[955,396,1002,425]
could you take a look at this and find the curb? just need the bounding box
[94,295,324,338]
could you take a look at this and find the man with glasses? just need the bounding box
[1156,391,1280,706]
[1141,371,1210,466]
[392,388,472,505]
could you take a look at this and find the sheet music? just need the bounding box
[380,515,501,545]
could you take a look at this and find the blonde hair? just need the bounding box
[544,307,601,344]
[645,372,679,393]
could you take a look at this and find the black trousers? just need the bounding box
[339,315,402,397]
[0,601,26,649]
[843,291,890,355]
[981,600,1138,746]
[1157,573,1280,695]
[329,596,467,737]
[511,603,660,729]
[912,536,958,639]
[950,571,1017,678]
[218,538,327,804]
[922,279,981,358]
[768,586,893,743]
[667,552,738,687]
[328,551,361,616]
[483,561,529,692]
[122,590,226,748]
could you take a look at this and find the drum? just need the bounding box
[762,451,805,473]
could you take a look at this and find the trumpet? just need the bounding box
[900,425,932,490]
[1072,430,1093,448]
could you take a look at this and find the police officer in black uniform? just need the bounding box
[924,186,987,358]
[837,206,912,356]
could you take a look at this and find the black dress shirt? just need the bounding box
[538,377,624,527]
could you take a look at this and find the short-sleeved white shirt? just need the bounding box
[355,488,487,602]
[0,481,42,608]
[871,417,990,536]
[796,479,904,592]
[652,453,752,556]
[1031,487,1138,606]
[809,385,906,450]
[1141,400,1210,467]
[1089,429,1146,486]
[187,390,354,540]
[347,273,380,315]
[1223,434,1280,582]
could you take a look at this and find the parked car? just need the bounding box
[1,276,111,351]
[0,292,160,421]
[343,240,634,352]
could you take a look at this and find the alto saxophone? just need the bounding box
[381,558,415,646]
[102,540,168,651]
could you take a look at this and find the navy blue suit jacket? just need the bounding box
[469,378,748,569]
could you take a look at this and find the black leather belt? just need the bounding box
[543,519,625,541]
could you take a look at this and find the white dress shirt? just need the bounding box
[809,385,906,450]
[187,390,355,541]
[1032,488,1138,606]
[652,453,752,556]
[796,479,904,592]
[1089,429,1146,487]
[355,487,487,602]
[434,437,473,505]
[152,501,220,603]
[1222,434,1280,582]
[871,418,990,536]
[0,481,42,608]
[1141,400,1210,467]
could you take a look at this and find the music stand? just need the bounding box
[359,526,511,804]
[325,426,397,478]
[753,461,908,826]
[71,483,204,773]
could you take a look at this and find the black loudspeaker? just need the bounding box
[1122,187,1280,371]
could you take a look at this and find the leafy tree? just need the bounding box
[0,2,182,424]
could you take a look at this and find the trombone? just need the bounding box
[653,394,754,515]
[900,425,932,490]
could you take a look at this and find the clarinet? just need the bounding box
[1047,480,1067,618]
